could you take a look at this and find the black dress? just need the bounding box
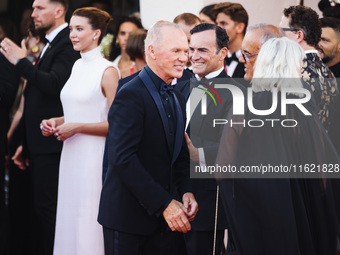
[216,90,340,255]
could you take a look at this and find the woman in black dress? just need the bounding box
[216,37,340,255]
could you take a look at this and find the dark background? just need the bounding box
[2,0,140,39]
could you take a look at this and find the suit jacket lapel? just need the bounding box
[39,27,69,66]
[232,62,245,78]
[176,80,191,102]
[139,69,172,154]
[182,81,191,102]
[139,69,185,164]
[171,92,184,164]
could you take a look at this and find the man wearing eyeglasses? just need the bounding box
[238,23,284,81]
[279,5,338,133]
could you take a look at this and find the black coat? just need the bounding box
[0,53,20,157]
[231,62,245,78]
[98,67,191,235]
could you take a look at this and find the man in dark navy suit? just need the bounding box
[176,23,245,255]
[101,67,193,183]
[98,22,198,255]
[0,0,79,254]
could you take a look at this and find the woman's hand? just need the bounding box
[54,123,79,141]
[40,119,57,136]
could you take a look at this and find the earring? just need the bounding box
[115,40,120,48]
[31,45,39,53]
[93,37,96,41]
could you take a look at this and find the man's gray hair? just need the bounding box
[247,23,285,45]
[144,22,182,58]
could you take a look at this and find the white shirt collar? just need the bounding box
[227,49,241,58]
[46,23,68,43]
[195,66,225,80]
[304,49,318,54]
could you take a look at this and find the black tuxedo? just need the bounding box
[0,52,20,255]
[101,69,193,183]
[226,61,250,87]
[98,67,191,254]
[15,26,80,255]
[231,62,245,78]
[180,69,194,82]
[0,53,20,157]
[225,51,245,78]
[329,61,340,78]
[176,69,246,255]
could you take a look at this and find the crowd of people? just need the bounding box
[0,0,340,255]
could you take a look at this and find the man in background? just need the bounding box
[279,5,338,133]
[238,23,283,81]
[0,0,79,254]
[319,19,340,250]
[280,6,339,254]
[176,23,243,255]
[173,13,201,72]
[319,17,340,77]
[211,2,248,78]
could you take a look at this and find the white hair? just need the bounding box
[251,37,306,94]
[144,22,182,59]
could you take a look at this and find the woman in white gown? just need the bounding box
[40,7,119,255]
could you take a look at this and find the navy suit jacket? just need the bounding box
[101,68,193,182]
[176,69,245,230]
[98,67,191,235]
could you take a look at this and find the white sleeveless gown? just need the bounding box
[53,47,116,255]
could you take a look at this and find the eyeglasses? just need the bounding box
[280,27,299,32]
[240,49,259,63]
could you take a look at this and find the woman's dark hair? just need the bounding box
[199,4,216,22]
[126,28,147,61]
[72,7,112,44]
[109,16,143,61]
